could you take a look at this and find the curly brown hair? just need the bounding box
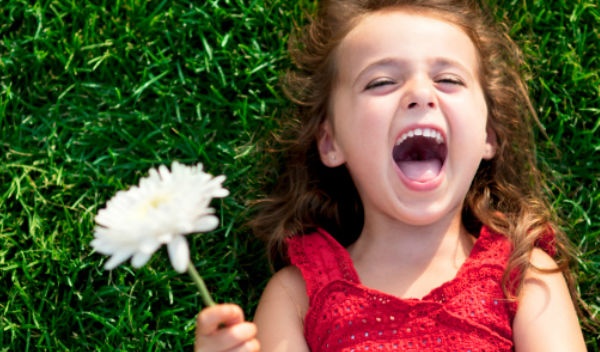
[250,0,578,302]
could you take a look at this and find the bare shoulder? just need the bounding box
[528,246,559,269]
[512,248,586,351]
[269,266,308,298]
[253,266,310,352]
[258,266,309,315]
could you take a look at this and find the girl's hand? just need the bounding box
[194,304,260,352]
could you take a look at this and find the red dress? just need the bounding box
[287,226,518,352]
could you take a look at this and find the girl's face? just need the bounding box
[318,10,496,228]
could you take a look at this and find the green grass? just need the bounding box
[0,0,598,350]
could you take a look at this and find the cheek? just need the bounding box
[477,102,490,144]
[334,97,390,134]
[452,95,488,133]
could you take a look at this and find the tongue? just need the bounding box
[398,160,442,182]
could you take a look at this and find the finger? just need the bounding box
[227,338,260,352]
[196,304,245,335]
[195,322,258,352]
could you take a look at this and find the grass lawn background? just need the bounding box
[0,0,598,350]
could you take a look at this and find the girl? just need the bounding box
[195,0,587,351]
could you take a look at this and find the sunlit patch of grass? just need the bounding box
[497,0,600,347]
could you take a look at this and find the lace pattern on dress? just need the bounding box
[287,226,521,352]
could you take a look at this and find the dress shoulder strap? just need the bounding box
[286,228,359,298]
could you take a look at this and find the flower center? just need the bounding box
[137,193,172,217]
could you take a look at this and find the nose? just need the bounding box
[402,77,436,110]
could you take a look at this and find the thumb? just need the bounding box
[196,304,245,336]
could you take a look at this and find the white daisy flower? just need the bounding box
[90,162,229,274]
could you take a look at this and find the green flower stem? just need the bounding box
[187,263,216,307]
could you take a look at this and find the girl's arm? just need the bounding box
[512,248,587,351]
[253,266,310,352]
[194,304,260,352]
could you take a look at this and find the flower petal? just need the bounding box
[193,215,219,232]
[167,235,190,273]
[104,250,133,270]
[138,238,163,254]
[131,251,152,268]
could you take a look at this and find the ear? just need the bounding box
[483,125,497,160]
[318,120,345,167]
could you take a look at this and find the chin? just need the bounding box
[394,202,462,227]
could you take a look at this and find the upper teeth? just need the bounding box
[396,127,444,145]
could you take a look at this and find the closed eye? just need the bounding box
[365,79,395,90]
[435,75,465,86]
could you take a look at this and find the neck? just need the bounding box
[349,207,472,264]
[347,208,477,299]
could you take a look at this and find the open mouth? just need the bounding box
[392,127,447,183]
